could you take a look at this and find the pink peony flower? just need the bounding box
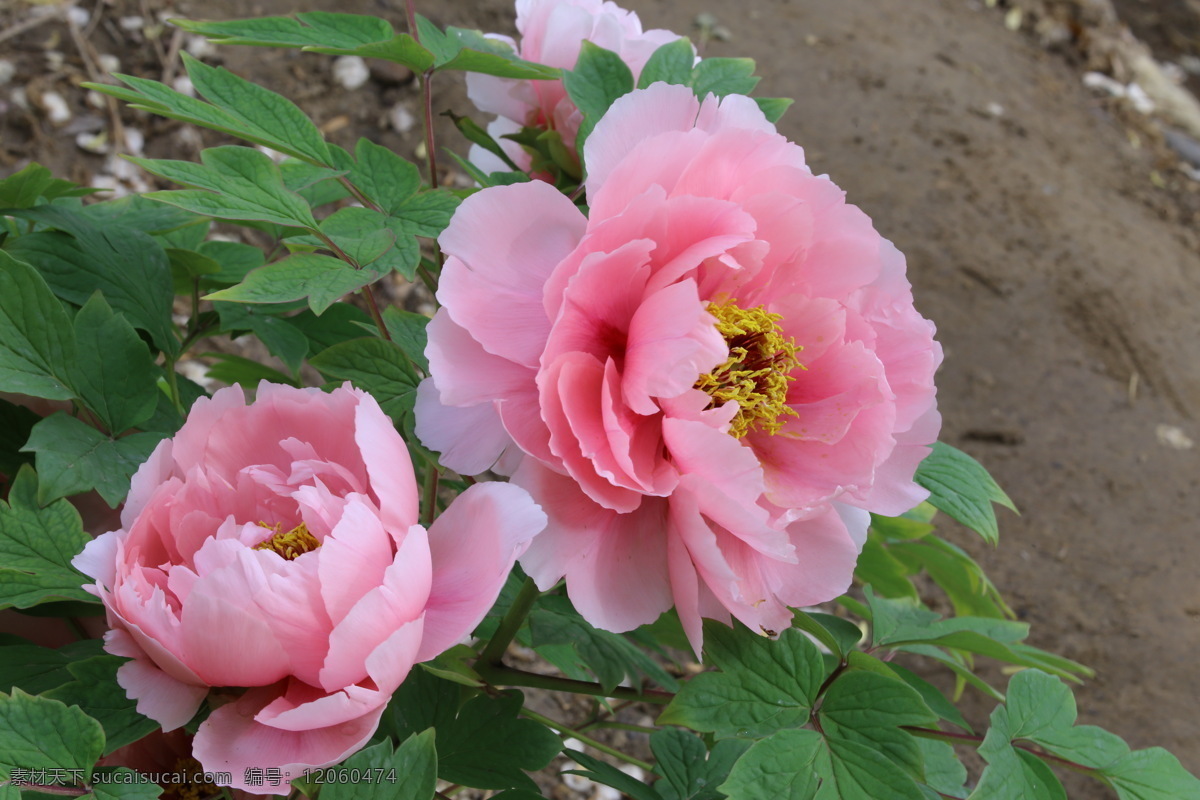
[417,83,942,651]
[74,382,546,794]
[467,0,683,172]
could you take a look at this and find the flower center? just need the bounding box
[695,300,803,438]
[253,521,319,560]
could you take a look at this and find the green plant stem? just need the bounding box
[420,465,439,528]
[475,576,540,667]
[521,708,654,772]
[7,785,86,797]
[580,720,659,735]
[360,286,393,342]
[903,726,1097,776]
[479,663,674,706]
[164,356,185,416]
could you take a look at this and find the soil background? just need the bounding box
[3,0,1200,797]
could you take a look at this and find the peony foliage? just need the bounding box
[0,3,1198,800]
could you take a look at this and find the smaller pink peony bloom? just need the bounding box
[75,382,546,794]
[418,84,942,653]
[467,0,684,172]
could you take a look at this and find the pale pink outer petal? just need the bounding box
[353,391,418,532]
[107,629,206,730]
[416,482,548,662]
[72,528,122,595]
[414,379,512,476]
[425,312,537,407]
[120,437,175,528]
[512,459,605,590]
[438,181,586,368]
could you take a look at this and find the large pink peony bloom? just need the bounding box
[74,382,546,794]
[467,0,682,172]
[417,83,942,651]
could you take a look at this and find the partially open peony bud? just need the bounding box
[466,0,685,173]
[75,382,546,793]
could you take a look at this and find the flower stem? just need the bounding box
[902,726,1098,776]
[520,708,654,772]
[479,663,674,706]
[420,465,439,528]
[580,720,659,735]
[475,576,540,667]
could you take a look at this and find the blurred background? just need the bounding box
[1,0,1198,796]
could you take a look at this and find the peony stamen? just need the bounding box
[696,300,804,438]
[253,521,320,560]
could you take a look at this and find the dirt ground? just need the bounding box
[2,0,1199,796]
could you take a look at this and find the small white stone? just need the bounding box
[172,75,196,97]
[40,91,72,125]
[10,87,29,110]
[256,145,287,163]
[562,738,584,752]
[45,50,65,71]
[1156,424,1194,450]
[0,60,14,86]
[119,15,145,31]
[123,127,145,155]
[1126,82,1155,114]
[86,90,108,109]
[617,763,646,782]
[389,103,417,134]
[560,763,593,793]
[186,35,216,60]
[332,56,370,90]
[985,101,1005,117]
[66,6,90,27]
[1082,71,1126,98]
[595,784,622,800]
[179,360,216,389]
[96,54,121,74]
[76,130,108,154]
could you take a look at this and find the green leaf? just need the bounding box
[445,113,520,171]
[70,294,160,433]
[320,730,437,800]
[1103,747,1200,800]
[856,535,919,599]
[205,253,383,315]
[865,590,1027,651]
[820,737,927,800]
[659,621,825,739]
[314,207,407,273]
[173,13,434,72]
[915,442,1015,545]
[196,240,265,286]
[5,207,179,355]
[0,163,54,209]
[43,656,157,755]
[720,728,824,800]
[348,139,421,216]
[23,414,162,507]
[884,663,972,733]
[529,594,678,693]
[202,352,298,388]
[0,639,104,695]
[308,338,418,420]
[380,308,430,373]
[214,302,310,375]
[917,738,968,799]
[565,749,663,800]
[286,303,374,354]
[888,535,1012,619]
[388,672,558,793]
[651,729,749,800]
[971,721,1054,800]
[564,41,635,152]
[1004,669,1075,741]
[638,38,697,89]
[180,53,331,164]
[1014,750,1067,800]
[1032,725,1129,770]
[131,147,318,229]
[754,97,794,123]
[0,251,76,400]
[0,398,41,476]
[416,16,560,79]
[818,671,937,779]
[0,689,104,779]
[690,58,759,99]
[0,467,96,609]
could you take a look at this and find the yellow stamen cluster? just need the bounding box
[695,300,803,438]
[253,521,320,560]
